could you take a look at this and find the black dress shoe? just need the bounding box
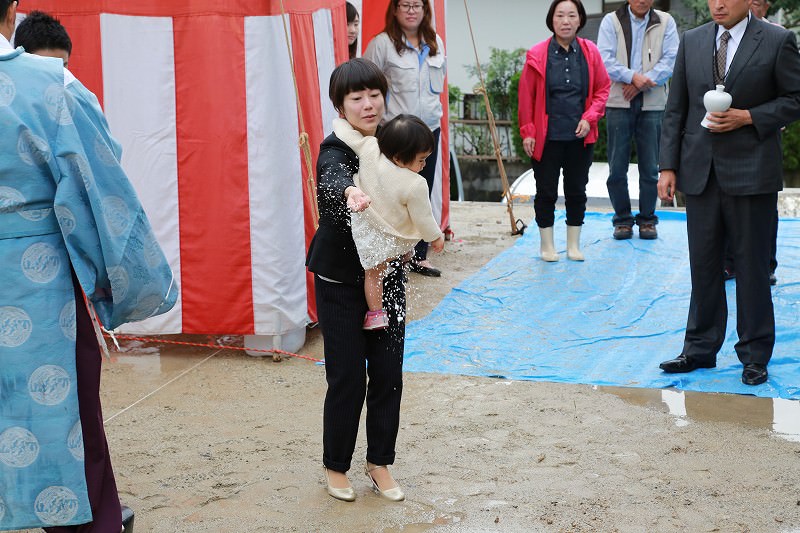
[122,505,135,533]
[659,355,716,373]
[742,363,768,386]
[408,261,441,277]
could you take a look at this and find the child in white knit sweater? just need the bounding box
[333,114,444,330]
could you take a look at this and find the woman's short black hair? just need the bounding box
[14,10,73,55]
[329,58,388,112]
[377,114,435,165]
[545,0,587,34]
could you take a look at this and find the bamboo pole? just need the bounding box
[462,0,526,236]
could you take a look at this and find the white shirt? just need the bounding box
[0,32,13,51]
[716,14,750,78]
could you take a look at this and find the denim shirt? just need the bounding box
[546,39,585,141]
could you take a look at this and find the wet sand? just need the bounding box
[23,201,800,532]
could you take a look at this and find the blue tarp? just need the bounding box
[405,211,800,399]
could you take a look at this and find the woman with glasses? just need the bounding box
[364,0,446,278]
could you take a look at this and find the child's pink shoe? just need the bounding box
[363,309,389,330]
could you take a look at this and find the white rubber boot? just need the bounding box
[539,226,559,262]
[566,225,584,261]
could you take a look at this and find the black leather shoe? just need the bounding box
[408,261,441,277]
[659,355,716,373]
[742,363,768,386]
[122,505,135,533]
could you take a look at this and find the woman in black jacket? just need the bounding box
[306,58,406,502]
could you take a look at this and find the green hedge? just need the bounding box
[782,121,800,181]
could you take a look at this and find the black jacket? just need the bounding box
[305,133,365,284]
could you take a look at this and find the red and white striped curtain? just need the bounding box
[17,0,447,336]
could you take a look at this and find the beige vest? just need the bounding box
[607,9,672,110]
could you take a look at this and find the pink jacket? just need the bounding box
[518,37,610,161]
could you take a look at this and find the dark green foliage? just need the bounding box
[448,85,463,118]
[509,71,524,160]
[772,0,800,28]
[781,121,800,186]
[465,47,526,120]
[679,0,800,28]
[782,121,800,171]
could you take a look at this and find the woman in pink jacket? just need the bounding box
[518,0,610,262]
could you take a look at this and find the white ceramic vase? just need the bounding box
[701,84,732,129]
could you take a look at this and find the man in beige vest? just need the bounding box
[751,0,772,21]
[597,0,678,240]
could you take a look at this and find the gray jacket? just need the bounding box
[659,17,800,195]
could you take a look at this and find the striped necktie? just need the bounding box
[715,31,731,85]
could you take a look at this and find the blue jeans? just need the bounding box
[605,97,662,227]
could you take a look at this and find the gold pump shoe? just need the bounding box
[323,468,355,502]
[364,463,405,501]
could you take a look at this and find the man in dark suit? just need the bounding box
[657,0,800,386]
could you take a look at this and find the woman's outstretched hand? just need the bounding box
[345,186,371,212]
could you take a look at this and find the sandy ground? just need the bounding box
[19,201,800,533]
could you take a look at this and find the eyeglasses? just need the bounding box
[397,2,424,13]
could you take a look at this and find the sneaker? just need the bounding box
[613,225,633,240]
[638,223,658,240]
[363,310,389,330]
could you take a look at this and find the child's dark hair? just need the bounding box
[14,10,73,55]
[377,114,435,165]
[329,58,387,112]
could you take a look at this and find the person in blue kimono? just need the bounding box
[13,9,123,162]
[13,9,71,66]
[0,1,178,531]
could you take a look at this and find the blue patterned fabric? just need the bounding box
[65,75,123,162]
[0,48,177,530]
